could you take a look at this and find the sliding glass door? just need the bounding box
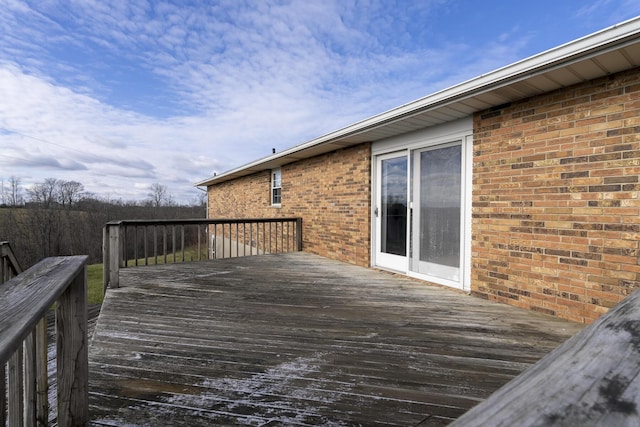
[410,143,462,283]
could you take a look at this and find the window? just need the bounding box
[271,168,282,205]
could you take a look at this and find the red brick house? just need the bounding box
[197,18,640,323]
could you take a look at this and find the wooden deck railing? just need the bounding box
[451,288,640,426]
[103,218,302,290]
[0,246,88,426]
[1,241,22,283]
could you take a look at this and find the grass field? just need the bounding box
[87,264,104,305]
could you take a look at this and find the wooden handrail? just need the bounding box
[103,218,302,291]
[451,289,640,426]
[0,241,23,280]
[0,256,88,426]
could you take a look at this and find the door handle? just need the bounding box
[374,207,379,217]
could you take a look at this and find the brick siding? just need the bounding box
[472,67,640,323]
[207,67,640,324]
[207,144,372,266]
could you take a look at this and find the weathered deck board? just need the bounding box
[88,253,583,426]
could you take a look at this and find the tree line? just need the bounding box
[0,177,206,269]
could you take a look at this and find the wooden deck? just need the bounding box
[88,253,583,426]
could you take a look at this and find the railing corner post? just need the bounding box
[56,259,89,426]
[103,226,109,294]
[108,225,121,289]
[296,218,303,251]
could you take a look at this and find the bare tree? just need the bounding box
[148,183,172,208]
[59,180,85,209]
[27,178,60,207]
[8,176,23,206]
[1,178,204,268]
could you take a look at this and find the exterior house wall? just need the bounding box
[472,67,640,323]
[207,143,372,266]
[206,66,640,324]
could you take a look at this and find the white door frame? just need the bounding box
[371,118,473,292]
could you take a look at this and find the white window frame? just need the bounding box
[271,168,282,206]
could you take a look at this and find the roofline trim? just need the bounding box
[196,16,640,187]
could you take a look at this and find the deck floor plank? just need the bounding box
[89,253,582,426]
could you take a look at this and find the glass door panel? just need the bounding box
[381,156,407,256]
[375,154,408,271]
[411,143,461,282]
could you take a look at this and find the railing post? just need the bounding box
[108,225,121,289]
[296,218,303,251]
[103,225,109,293]
[56,263,88,426]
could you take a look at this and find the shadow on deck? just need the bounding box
[88,253,582,426]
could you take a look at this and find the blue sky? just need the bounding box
[1,1,639,204]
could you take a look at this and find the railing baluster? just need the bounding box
[0,363,5,426]
[8,347,24,426]
[154,226,158,265]
[163,226,168,265]
[144,226,148,266]
[214,224,218,259]
[123,226,128,267]
[198,224,202,261]
[172,225,176,263]
[25,328,37,427]
[134,226,138,266]
[181,225,185,262]
[36,318,48,426]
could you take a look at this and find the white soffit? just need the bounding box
[197,17,640,187]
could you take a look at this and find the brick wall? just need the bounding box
[472,67,640,323]
[207,143,372,266]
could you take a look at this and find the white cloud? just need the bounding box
[2,0,634,204]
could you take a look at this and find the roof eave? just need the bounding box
[196,17,640,188]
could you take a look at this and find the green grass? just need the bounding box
[87,263,104,305]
